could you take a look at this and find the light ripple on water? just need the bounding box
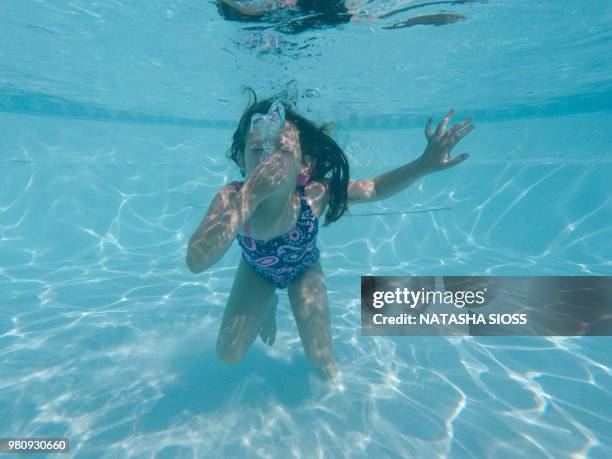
[1,273,611,458]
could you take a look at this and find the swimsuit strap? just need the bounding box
[298,184,316,214]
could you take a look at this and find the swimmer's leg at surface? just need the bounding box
[287,260,338,380]
[216,257,277,364]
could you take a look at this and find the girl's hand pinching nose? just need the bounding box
[419,108,474,172]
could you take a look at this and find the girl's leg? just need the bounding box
[216,257,276,364]
[287,260,337,379]
[258,293,278,346]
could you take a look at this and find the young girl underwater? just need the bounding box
[186,91,474,380]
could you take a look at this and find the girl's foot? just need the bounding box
[259,293,278,346]
[317,360,338,381]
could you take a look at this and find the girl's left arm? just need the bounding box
[348,108,474,204]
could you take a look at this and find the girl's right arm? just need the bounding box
[186,150,300,274]
[186,184,256,274]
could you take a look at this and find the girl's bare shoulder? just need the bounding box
[304,178,331,219]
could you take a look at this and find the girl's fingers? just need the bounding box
[443,124,474,148]
[442,152,470,169]
[425,117,434,139]
[451,124,475,143]
[443,119,469,144]
[450,116,473,134]
[436,107,456,137]
[438,129,452,146]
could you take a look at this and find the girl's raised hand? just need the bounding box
[420,108,474,172]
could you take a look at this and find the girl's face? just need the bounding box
[240,120,312,177]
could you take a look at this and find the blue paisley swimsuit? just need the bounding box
[232,180,320,289]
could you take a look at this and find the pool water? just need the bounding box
[1,1,611,458]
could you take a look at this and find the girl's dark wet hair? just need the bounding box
[229,88,349,226]
[295,1,350,19]
[290,1,351,31]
